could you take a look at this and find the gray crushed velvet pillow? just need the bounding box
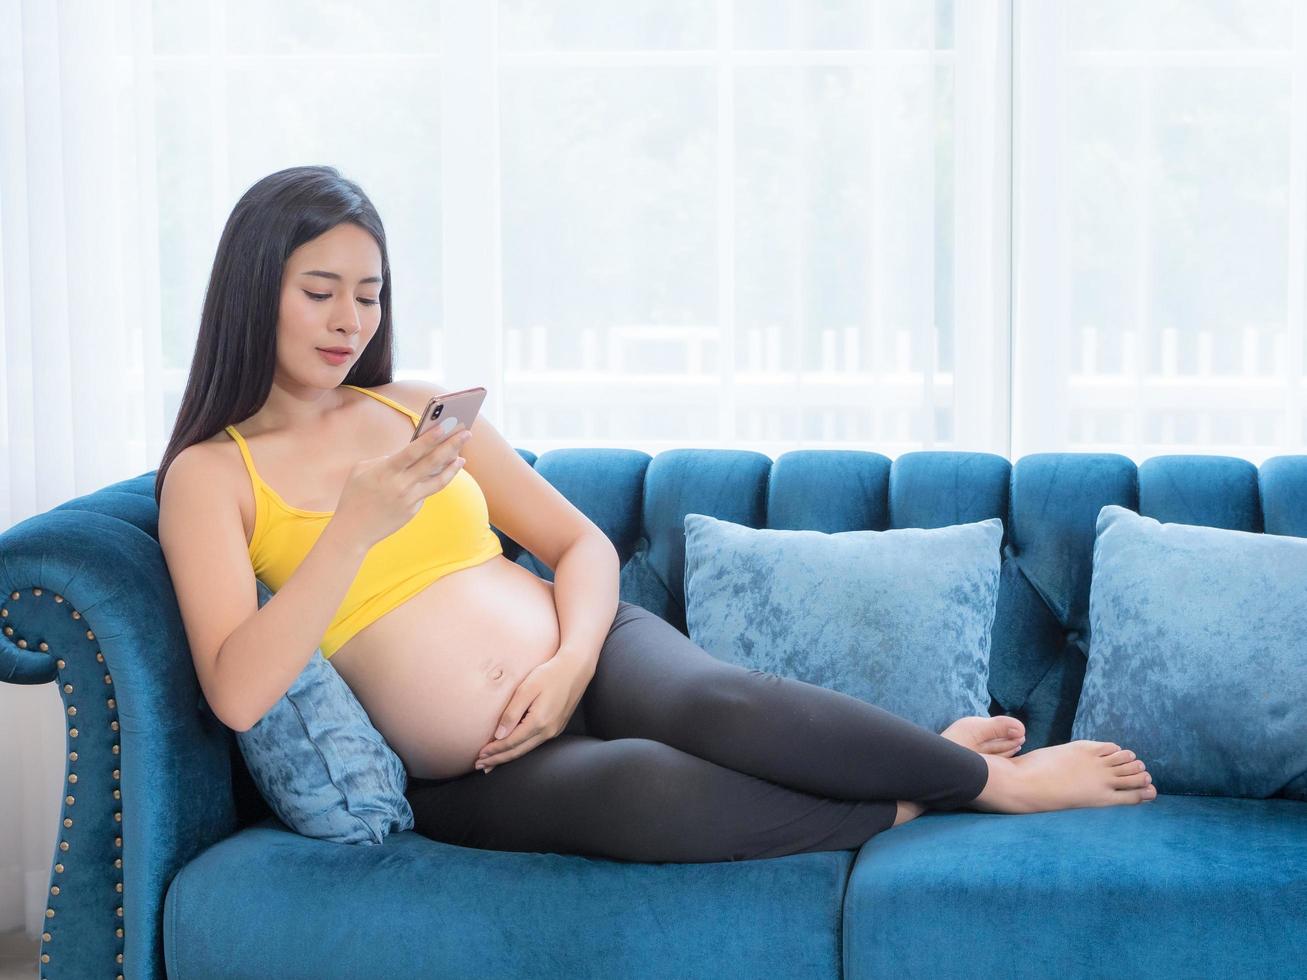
[232,579,414,845]
[1072,504,1307,800]
[682,513,1004,735]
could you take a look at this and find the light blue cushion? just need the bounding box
[232,579,414,845]
[1073,504,1307,800]
[682,513,1004,734]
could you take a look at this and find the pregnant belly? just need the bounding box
[326,553,566,780]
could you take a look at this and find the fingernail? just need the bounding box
[495,726,507,739]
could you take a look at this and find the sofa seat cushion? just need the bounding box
[842,795,1307,980]
[164,816,854,979]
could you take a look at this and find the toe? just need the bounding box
[993,716,1024,736]
[979,715,1025,744]
[1115,768,1150,788]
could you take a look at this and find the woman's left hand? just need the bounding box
[475,653,592,772]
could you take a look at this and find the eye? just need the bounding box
[304,290,380,306]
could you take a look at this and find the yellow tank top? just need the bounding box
[224,384,504,659]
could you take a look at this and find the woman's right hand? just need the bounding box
[331,421,473,549]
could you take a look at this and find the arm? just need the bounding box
[548,532,621,676]
[383,379,622,672]
[159,446,372,733]
[213,521,370,731]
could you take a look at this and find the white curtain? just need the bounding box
[1,0,164,937]
[1013,0,1306,457]
[2,0,1302,940]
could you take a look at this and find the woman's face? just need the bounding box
[275,222,384,389]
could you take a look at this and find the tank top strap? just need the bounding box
[340,384,422,423]
[223,425,266,488]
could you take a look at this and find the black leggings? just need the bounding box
[404,601,991,863]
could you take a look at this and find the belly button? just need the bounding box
[489,666,504,681]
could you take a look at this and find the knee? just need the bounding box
[686,667,771,724]
[645,671,761,751]
[598,739,707,807]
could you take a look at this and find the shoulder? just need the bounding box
[372,379,452,417]
[162,434,241,505]
[160,438,234,515]
[170,436,227,480]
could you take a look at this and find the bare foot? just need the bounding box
[968,740,1158,814]
[940,714,1027,758]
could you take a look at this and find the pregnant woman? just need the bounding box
[156,166,1156,864]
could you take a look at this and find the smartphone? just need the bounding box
[409,386,487,443]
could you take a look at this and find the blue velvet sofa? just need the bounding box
[3,447,1305,979]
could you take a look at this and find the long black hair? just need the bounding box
[154,165,395,505]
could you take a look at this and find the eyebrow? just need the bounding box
[300,270,384,285]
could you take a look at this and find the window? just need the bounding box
[149,0,1304,465]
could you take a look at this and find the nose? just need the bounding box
[329,296,367,334]
[332,312,362,339]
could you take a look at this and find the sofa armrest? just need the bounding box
[1,505,240,980]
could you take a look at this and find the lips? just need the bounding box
[318,347,353,355]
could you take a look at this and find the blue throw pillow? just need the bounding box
[1072,504,1307,801]
[682,513,1004,735]
[233,579,414,844]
